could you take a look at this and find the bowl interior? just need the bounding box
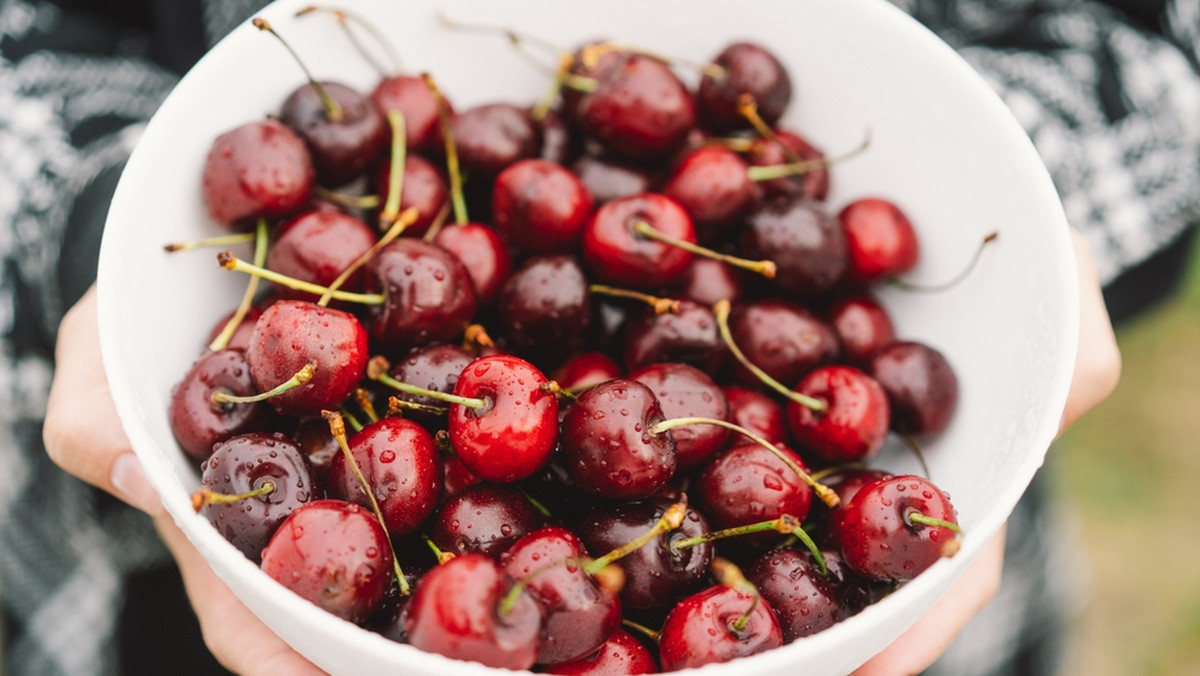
[98,0,1077,674]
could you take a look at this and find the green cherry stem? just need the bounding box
[423,72,469,225]
[296,5,403,76]
[164,232,256,252]
[710,557,760,634]
[588,284,681,314]
[315,205,418,308]
[367,356,486,409]
[378,110,407,230]
[191,480,275,512]
[584,501,688,576]
[208,219,269,351]
[253,18,344,123]
[422,534,455,564]
[746,130,872,182]
[632,220,776,279]
[889,232,999,293]
[712,299,827,412]
[211,361,315,405]
[671,514,828,577]
[218,251,385,305]
[312,186,381,210]
[907,512,963,534]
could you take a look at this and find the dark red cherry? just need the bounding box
[446,103,541,177]
[281,81,387,187]
[658,583,782,671]
[498,255,591,366]
[386,343,474,417]
[492,159,594,254]
[261,499,393,624]
[786,365,891,465]
[870,340,958,437]
[366,238,477,352]
[747,130,830,201]
[370,74,449,153]
[671,256,744,307]
[838,197,919,285]
[375,154,448,238]
[661,145,759,241]
[500,527,621,665]
[541,629,658,675]
[746,547,839,642]
[326,417,442,536]
[574,53,696,162]
[811,466,893,548]
[246,300,368,417]
[559,379,677,500]
[838,475,960,581]
[728,298,839,388]
[623,299,726,374]
[432,223,513,307]
[441,450,483,497]
[576,498,713,609]
[571,155,656,207]
[723,386,788,446]
[266,210,377,300]
[448,354,561,483]
[828,294,896,368]
[695,442,812,531]
[404,553,544,670]
[170,348,269,461]
[431,483,544,559]
[629,362,730,470]
[742,198,847,297]
[697,42,792,133]
[201,119,314,228]
[289,416,340,484]
[583,193,694,290]
[199,432,314,562]
[551,352,621,393]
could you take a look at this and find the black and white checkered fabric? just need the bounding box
[0,1,1196,674]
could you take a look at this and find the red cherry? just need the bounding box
[492,159,594,254]
[432,223,513,307]
[658,584,783,671]
[265,210,377,301]
[551,352,621,393]
[365,238,477,352]
[870,340,958,437]
[728,298,840,389]
[695,441,813,531]
[374,154,449,238]
[430,484,544,559]
[722,386,788,446]
[828,294,896,368]
[838,475,960,581]
[541,629,657,675]
[370,73,449,153]
[786,365,891,465]
[838,197,920,285]
[671,256,745,307]
[661,145,760,240]
[201,119,314,228]
[169,348,269,461]
[280,81,387,187]
[697,42,793,133]
[583,193,694,290]
[747,129,830,201]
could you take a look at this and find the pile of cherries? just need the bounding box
[169,11,970,674]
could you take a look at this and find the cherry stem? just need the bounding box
[435,11,566,57]
[354,388,379,423]
[673,513,802,549]
[253,18,343,123]
[906,512,963,535]
[164,232,255,252]
[746,130,873,182]
[422,534,455,564]
[710,557,760,634]
[649,416,839,508]
[899,432,932,479]
[890,232,999,293]
[463,324,495,350]
[737,94,797,164]
[211,361,315,405]
[312,186,380,210]
[218,251,385,305]
[296,5,403,76]
[632,220,776,279]
[705,136,756,153]
[339,406,364,433]
[712,299,828,412]
[531,53,570,122]
[208,220,269,351]
[378,110,408,230]
[323,410,410,595]
[421,201,452,242]
[588,284,681,314]
[516,486,552,519]
[422,72,469,225]
[539,380,578,403]
[191,480,275,512]
[499,556,580,616]
[622,618,661,644]
[367,355,486,409]
[584,501,688,576]
[386,395,449,417]
[317,205,418,308]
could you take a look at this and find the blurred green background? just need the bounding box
[1055,235,1200,675]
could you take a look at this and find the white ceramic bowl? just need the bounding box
[98,0,1078,674]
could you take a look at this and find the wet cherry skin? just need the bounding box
[786,365,891,465]
[169,348,269,461]
[657,583,783,671]
[201,119,314,228]
[838,474,960,581]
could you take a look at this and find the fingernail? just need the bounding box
[111,453,161,515]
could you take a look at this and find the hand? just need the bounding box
[43,284,327,676]
[852,228,1122,675]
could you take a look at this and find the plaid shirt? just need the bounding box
[1,1,1195,674]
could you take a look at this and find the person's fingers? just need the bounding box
[1060,229,1121,433]
[851,527,1006,676]
[155,510,328,676]
[43,284,161,514]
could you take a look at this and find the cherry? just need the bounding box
[289,415,341,483]
[697,42,792,133]
[746,547,839,642]
[746,129,830,201]
[261,499,393,624]
[326,417,442,536]
[661,145,760,241]
[431,222,512,307]
[728,298,839,389]
[500,526,622,665]
[722,386,788,446]
[786,365,891,465]
[280,80,387,187]
[573,52,696,161]
[630,362,730,470]
[441,449,483,497]
[384,343,474,418]
[448,354,560,483]
[658,577,782,670]
[695,441,813,532]
[622,299,726,374]
[196,432,314,563]
[742,197,847,297]
[265,210,377,301]
[838,197,919,285]
[583,193,694,289]
[810,466,893,549]
[201,119,314,228]
[430,483,544,559]
[551,352,621,393]
[671,256,744,307]
[492,159,594,254]
[570,155,655,207]
[444,102,541,177]
[838,474,961,581]
[498,255,592,366]
[541,629,658,675]
[374,154,448,238]
[404,552,544,670]
[169,348,269,461]
[828,294,896,368]
[576,498,713,609]
[559,378,677,500]
[537,106,581,166]
[370,74,449,153]
[870,340,958,437]
[365,238,477,352]
[245,299,369,417]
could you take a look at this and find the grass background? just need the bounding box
[1055,234,1200,675]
